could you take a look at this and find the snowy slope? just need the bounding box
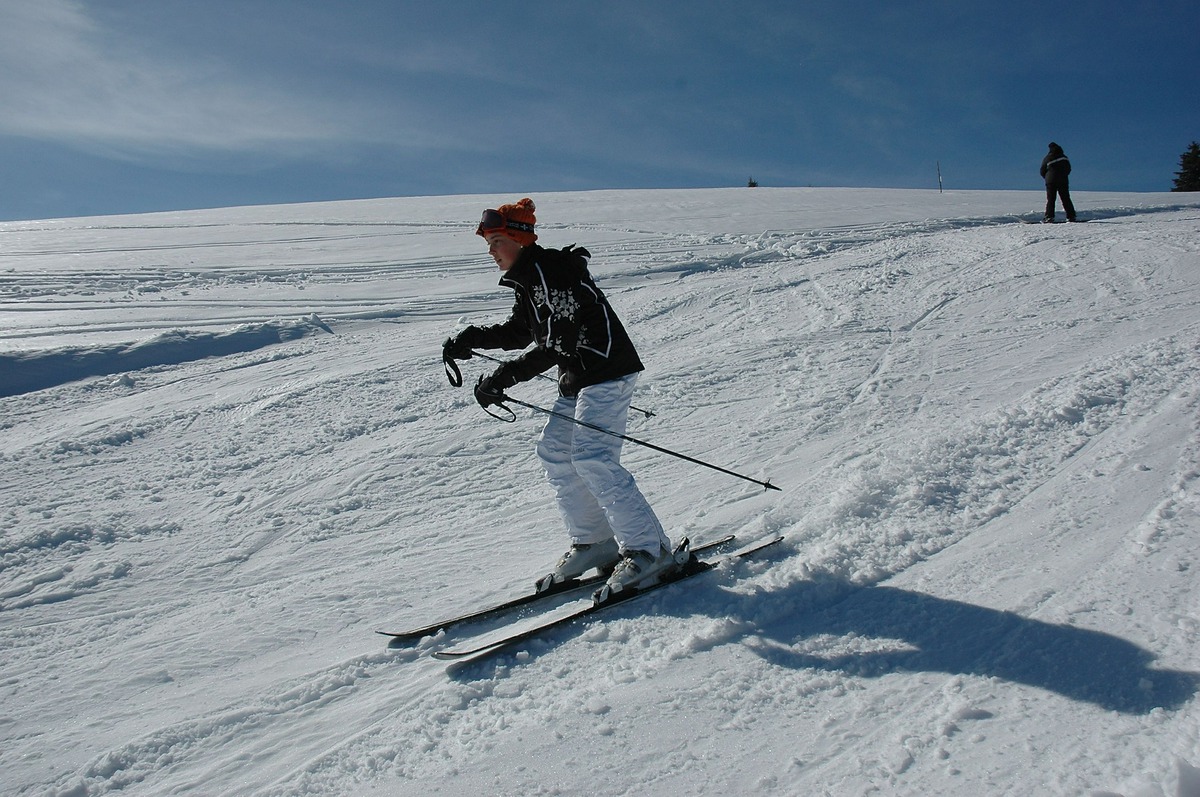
[2,188,1200,796]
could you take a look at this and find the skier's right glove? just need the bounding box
[443,328,483,387]
[442,327,480,361]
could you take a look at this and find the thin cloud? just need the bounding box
[0,0,392,159]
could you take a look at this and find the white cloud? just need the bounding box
[0,0,397,159]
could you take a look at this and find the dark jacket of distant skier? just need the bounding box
[1040,142,1077,222]
[1040,142,1071,184]
[459,244,644,397]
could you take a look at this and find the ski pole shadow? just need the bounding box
[739,577,1199,715]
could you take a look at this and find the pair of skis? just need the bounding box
[378,534,783,663]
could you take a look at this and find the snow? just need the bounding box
[2,186,1200,796]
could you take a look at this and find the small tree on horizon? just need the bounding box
[1172,141,1200,191]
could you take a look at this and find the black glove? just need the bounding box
[442,327,480,361]
[474,373,509,408]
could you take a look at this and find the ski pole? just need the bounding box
[493,392,780,492]
[444,350,656,418]
[471,351,657,418]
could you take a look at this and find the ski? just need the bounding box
[432,534,784,662]
[377,534,736,645]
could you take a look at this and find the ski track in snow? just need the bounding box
[2,189,1200,796]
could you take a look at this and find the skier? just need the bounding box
[442,198,675,597]
[1040,142,1077,222]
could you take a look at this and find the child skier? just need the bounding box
[442,198,675,596]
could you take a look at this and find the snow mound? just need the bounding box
[0,314,332,397]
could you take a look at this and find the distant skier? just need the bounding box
[442,198,675,596]
[1040,142,1077,222]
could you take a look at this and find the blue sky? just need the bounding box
[2,0,1197,221]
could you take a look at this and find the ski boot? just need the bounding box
[593,541,684,603]
[535,537,620,593]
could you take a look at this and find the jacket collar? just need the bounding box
[498,244,541,286]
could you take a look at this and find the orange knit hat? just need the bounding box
[476,197,537,246]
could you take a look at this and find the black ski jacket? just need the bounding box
[1041,144,1071,185]
[467,244,643,396]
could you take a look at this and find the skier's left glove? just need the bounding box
[474,372,511,408]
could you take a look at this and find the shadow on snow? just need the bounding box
[742,578,1198,715]
[448,566,1198,715]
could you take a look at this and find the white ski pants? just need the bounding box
[535,373,668,554]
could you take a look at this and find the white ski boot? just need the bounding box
[535,537,620,593]
[593,540,684,603]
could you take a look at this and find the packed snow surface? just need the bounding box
[3,187,1200,796]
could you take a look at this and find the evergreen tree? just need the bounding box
[1172,141,1200,191]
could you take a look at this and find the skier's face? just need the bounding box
[485,232,522,272]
